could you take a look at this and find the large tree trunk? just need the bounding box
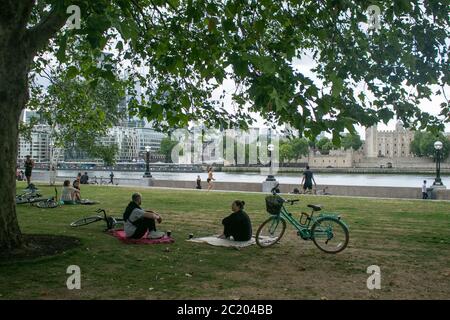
[0,1,67,250]
[0,57,29,250]
[0,15,32,250]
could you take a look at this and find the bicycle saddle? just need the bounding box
[307,204,322,211]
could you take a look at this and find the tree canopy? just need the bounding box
[28,68,125,163]
[410,131,450,159]
[341,133,363,151]
[29,0,450,138]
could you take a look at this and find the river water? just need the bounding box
[41,170,448,188]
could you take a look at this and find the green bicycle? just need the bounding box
[256,184,349,253]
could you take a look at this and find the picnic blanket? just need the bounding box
[108,229,175,245]
[187,235,268,248]
[78,199,99,205]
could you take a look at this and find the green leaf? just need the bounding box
[66,66,79,79]
[331,76,344,98]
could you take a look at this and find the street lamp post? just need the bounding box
[143,146,152,178]
[433,140,443,186]
[266,143,276,181]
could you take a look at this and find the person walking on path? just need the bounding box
[422,180,428,199]
[196,175,202,189]
[24,155,34,187]
[109,171,115,184]
[300,165,317,194]
[207,167,215,191]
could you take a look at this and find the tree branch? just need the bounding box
[25,5,67,56]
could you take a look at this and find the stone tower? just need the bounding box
[365,125,378,158]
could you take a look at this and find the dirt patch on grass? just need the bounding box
[0,234,81,263]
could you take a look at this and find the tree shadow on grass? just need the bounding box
[0,234,81,264]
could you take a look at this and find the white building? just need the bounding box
[100,126,166,162]
[18,124,52,163]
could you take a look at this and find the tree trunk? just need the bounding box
[0,43,31,251]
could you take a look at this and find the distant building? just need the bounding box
[18,124,52,163]
[365,121,414,158]
[100,126,166,162]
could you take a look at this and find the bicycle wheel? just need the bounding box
[70,215,103,227]
[16,197,29,204]
[256,216,286,248]
[311,217,349,254]
[36,200,58,209]
[28,197,47,204]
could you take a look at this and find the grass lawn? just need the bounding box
[1,181,450,299]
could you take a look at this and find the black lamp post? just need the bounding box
[433,140,443,186]
[143,145,152,178]
[266,143,276,181]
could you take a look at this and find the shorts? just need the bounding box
[25,170,32,177]
[303,183,313,190]
[207,178,212,183]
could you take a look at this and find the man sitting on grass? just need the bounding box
[123,193,165,239]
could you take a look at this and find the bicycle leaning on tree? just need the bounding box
[256,184,349,253]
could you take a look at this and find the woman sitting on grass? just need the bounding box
[219,200,252,241]
[61,180,80,204]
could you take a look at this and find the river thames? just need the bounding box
[44,170,449,188]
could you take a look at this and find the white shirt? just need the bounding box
[422,184,427,193]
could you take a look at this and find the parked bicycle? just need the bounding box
[35,187,59,209]
[256,184,349,253]
[16,188,46,205]
[70,209,124,231]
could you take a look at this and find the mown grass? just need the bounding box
[0,182,449,299]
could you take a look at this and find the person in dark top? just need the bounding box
[196,175,202,189]
[80,172,89,184]
[123,193,164,239]
[24,155,34,186]
[219,200,252,241]
[72,180,81,201]
[109,172,114,184]
[300,165,316,193]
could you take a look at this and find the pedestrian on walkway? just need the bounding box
[422,180,428,199]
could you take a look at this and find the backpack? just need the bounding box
[123,201,141,224]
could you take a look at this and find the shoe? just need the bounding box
[148,231,165,239]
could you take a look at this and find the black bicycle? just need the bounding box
[16,189,46,204]
[70,209,124,231]
[35,187,59,209]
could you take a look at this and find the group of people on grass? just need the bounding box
[123,192,252,242]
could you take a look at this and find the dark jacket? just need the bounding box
[222,209,252,241]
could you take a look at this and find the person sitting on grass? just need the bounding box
[123,193,165,239]
[80,172,89,184]
[219,200,252,241]
[72,180,82,202]
[61,180,80,204]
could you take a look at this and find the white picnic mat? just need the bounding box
[187,235,270,248]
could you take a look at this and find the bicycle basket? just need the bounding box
[265,195,284,215]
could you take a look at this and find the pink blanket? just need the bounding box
[108,229,175,244]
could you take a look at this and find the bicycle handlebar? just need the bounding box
[271,183,280,194]
[95,208,106,215]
